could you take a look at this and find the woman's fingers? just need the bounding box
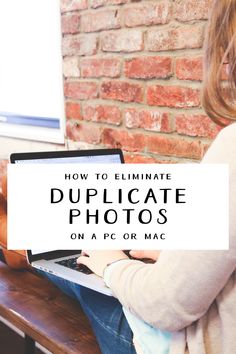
[77,254,102,276]
[77,255,90,267]
[129,250,146,259]
[77,250,129,277]
[129,250,160,261]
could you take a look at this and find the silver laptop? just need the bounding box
[10,149,124,296]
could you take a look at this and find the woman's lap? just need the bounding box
[39,271,136,354]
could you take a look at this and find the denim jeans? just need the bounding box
[39,271,136,354]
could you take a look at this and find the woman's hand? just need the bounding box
[129,250,160,261]
[77,250,129,277]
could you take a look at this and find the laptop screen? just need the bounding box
[11,149,123,257]
[14,153,122,164]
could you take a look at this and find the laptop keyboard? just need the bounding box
[56,257,93,275]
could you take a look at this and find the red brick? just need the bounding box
[147,85,201,108]
[102,128,146,152]
[0,160,7,192]
[101,81,143,103]
[124,1,171,27]
[176,57,203,81]
[124,154,157,163]
[203,143,211,156]
[174,0,212,22]
[146,23,204,51]
[66,102,82,120]
[124,56,172,79]
[83,104,122,125]
[62,34,98,56]
[81,10,121,33]
[91,0,128,8]
[146,135,204,159]
[61,0,88,13]
[66,120,101,144]
[175,114,222,139]
[61,14,80,34]
[124,108,172,132]
[63,57,80,77]
[124,154,173,163]
[64,81,98,100]
[81,58,121,78]
[101,29,143,52]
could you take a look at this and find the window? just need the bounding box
[0,0,65,144]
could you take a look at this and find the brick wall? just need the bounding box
[0,160,7,190]
[61,0,221,163]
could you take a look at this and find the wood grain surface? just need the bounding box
[0,262,101,354]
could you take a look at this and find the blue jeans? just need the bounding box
[39,271,136,354]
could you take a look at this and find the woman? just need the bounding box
[1,0,236,353]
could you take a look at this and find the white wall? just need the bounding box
[0,136,98,160]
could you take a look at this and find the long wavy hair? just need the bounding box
[202,0,236,126]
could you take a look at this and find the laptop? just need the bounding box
[10,148,124,296]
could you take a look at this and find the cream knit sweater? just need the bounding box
[108,123,236,354]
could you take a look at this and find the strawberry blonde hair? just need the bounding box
[202,0,236,126]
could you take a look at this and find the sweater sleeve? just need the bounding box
[108,124,236,332]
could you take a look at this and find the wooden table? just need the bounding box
[0,262,101,354]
